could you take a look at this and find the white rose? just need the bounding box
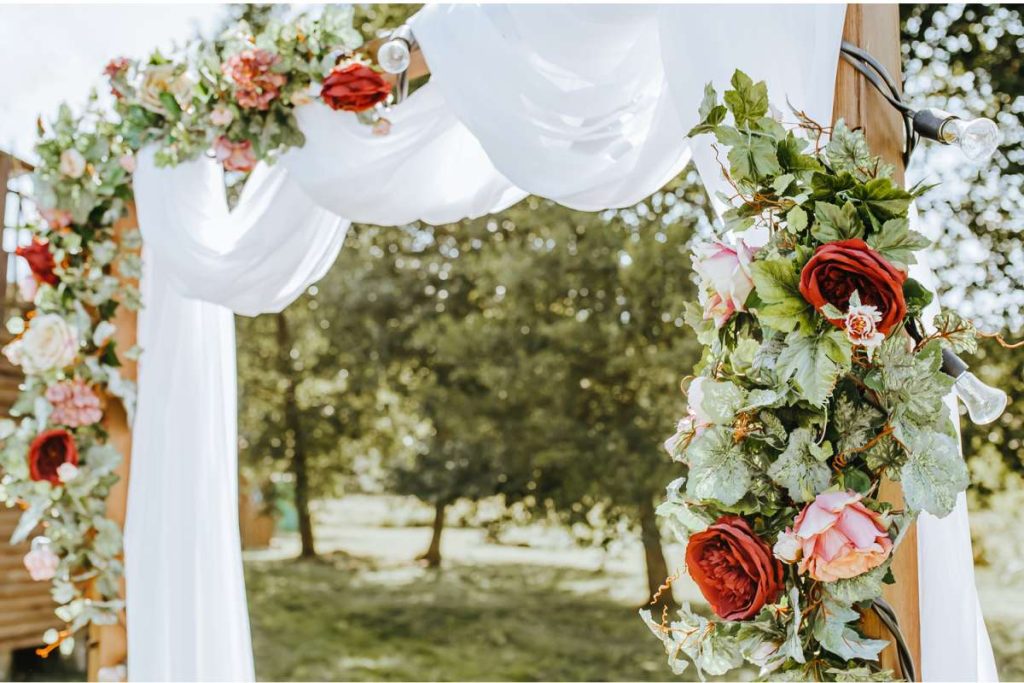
[57,462,79,483]
[12,314,79,374]
[59,149,86,179]
[773,528,802,564]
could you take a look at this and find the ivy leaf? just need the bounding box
[848,178,913,221]
[786,206,808,234]
[688,82,729,137]
[930,311,978,354]
[812,201,865,242]
[641,605,744,679]
[826,120,877,180]
[750,259,812,333]
[873,338,954,430]
[813,598,888,661]
[686,426,751,506]
[768,428,832,502]
[700,380,746,425]
[903,278,934,314]
[866,217,931,266]
[775,329,851,407]
[833,393,884,455]
[823,564,888,604]
[899,426,968,517]
[724,70,770,126]
[728,134,783,183]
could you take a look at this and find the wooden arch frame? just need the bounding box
[86,4,921,680]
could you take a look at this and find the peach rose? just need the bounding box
[790,490,893,582]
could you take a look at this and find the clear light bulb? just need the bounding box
[954,371,1008,425]
[941,117,1001,163]
[377,38,411,74]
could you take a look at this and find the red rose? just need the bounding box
[16,240,58,286]
[320,63,392,113]
[799,239,907,334]
[28,429,79,486]
[685,516,784,621]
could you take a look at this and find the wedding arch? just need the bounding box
[0,4,1001,681]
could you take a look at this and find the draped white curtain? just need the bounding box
[126,5,996,681]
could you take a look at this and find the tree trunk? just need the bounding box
[418,500,446,568]
[639,497,676,611]
[276,312,317,559]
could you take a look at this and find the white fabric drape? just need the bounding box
[125,5,996,681]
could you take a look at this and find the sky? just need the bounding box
[0,4,227,160]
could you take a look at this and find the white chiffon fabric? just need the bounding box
[125,5,996,681]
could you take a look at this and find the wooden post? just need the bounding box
[833,5,922,679]
[86,204,138,681]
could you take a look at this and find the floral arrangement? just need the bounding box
[106,6,393,171]
[642,71,979,681]
[0,6,389,655]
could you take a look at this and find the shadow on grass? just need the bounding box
[246,553,678,682]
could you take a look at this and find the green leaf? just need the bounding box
[823,563,888,604]
[874,338,955,430]
[812,201,865,242]
[813,598,888,661]
[750,259,812,333]
[700,380,746,425]
[833,393,884,455]
[899,426,969,517]
[724,70,769,126]
[786,206,808,234]
[903,278,934,313]
[641,605,744,678]
[930,311,978,354]
[866,217,931,265]
[848,178,913,220]
[775,329,851,407]
[686,426,752,506]
[767,428,832,502]
[727,134,783,183]
[688,82,729,137]
[825,120,894,180]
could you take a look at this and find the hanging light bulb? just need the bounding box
[941,348,1008,425]
[377,25,414,74]
[912,108,1001,163]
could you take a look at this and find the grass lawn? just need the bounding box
[246,554,680,682]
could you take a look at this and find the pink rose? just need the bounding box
[40,208,72,230]
[214,137,257,173]
[693,240,756,328]
[46,379,103,428]
[118,153,136,173]
[18,276,38,302]
[663,377,712,458]
[790,490,893,582]
[210,105,234,127]
[222,49,286,111]
[24,541,59,581]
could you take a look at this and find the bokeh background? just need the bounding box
[2,3,1023,681]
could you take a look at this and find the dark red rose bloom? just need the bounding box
[685,516,784,621]
[16,240,58,286]
[320,63,392,113]
[799,239,907,334]
[28,429,79,486]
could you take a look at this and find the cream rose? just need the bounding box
[4,314,79,374]
[139,63,193,115]
[59,149,86,179]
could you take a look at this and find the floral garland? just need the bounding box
[642,71,981,681]
[0,6,394,655]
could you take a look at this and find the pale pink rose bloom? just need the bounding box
[693,240,756,328]
[793,490,893,582]
[18,276,38,302]
[663,377,712,458]
[214,137,257,173]
[59,149,87,178]
[40,208,73,230]
[118,154,136,173]
[46,379,103,428]
[844,303,885,355]
[24,544,59,581]
[210,105,234,127]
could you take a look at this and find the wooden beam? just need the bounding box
[86,204,138,682]
[833,5,922,680]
